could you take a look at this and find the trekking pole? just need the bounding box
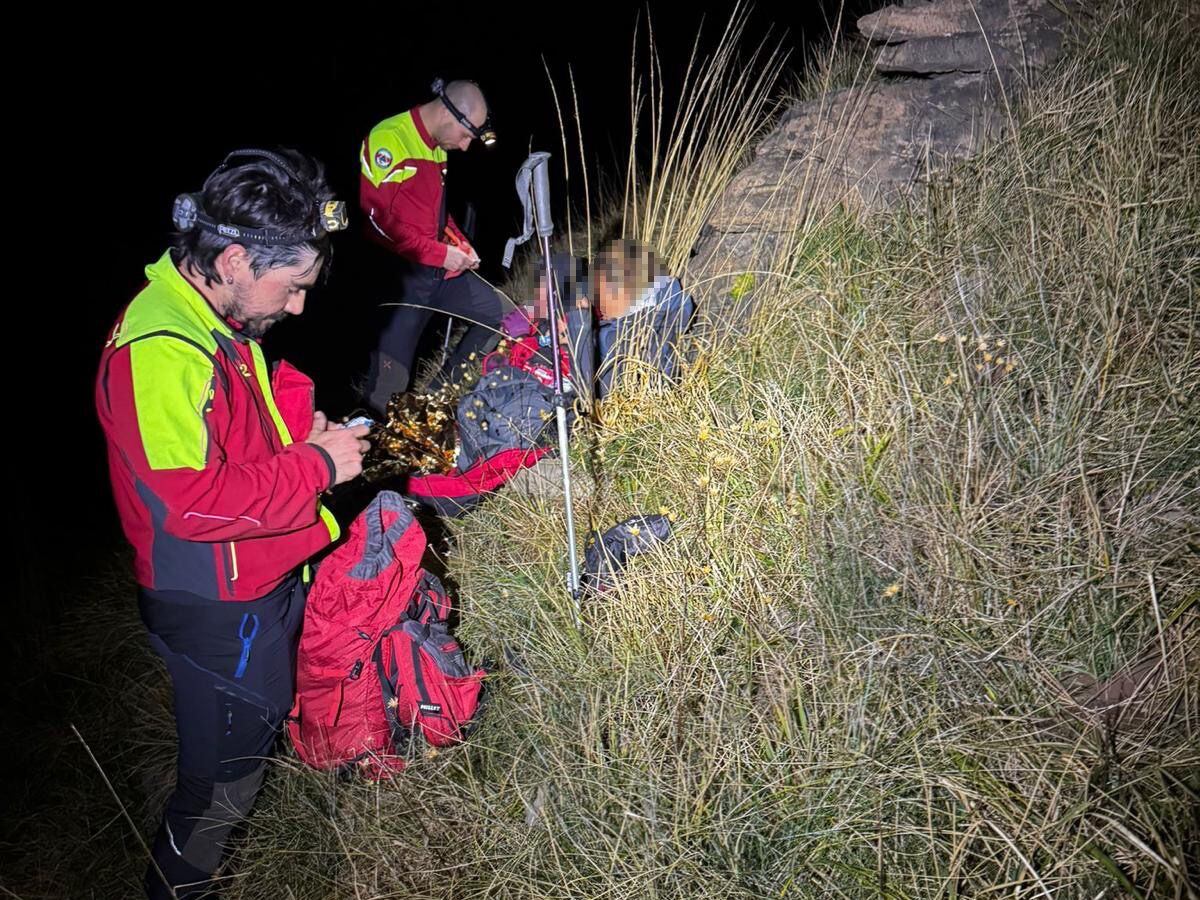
[531,156,583,611]
[503,152,582,618]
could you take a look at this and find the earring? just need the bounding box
[226,276,234,285]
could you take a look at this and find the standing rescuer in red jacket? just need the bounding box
[359,78,506,411]
[95,148,369,900]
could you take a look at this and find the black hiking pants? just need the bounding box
[364,259,505,412]
[138,576,306,899]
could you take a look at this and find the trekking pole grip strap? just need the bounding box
[530,152,553,238]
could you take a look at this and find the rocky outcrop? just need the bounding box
[687,0,1072,326]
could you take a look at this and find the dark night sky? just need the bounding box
[23,2,874,593]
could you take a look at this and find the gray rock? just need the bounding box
[687,0,1074,328]
[858,0,1064,48]
[874,30,1063,75]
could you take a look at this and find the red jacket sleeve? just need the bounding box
[359,153,450,269]
[100,338,334,542]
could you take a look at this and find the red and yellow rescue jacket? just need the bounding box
[95,252,341,601]
[359,106,469,269]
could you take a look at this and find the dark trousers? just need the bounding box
[365,260,505,412]
[138,576,307,899]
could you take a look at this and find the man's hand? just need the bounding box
[444,244,480,274]
[306,410,330,441]
[307,422,370,485]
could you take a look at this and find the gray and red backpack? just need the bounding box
[287,491,486,778]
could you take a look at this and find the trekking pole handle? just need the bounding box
[529,152,554,239]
